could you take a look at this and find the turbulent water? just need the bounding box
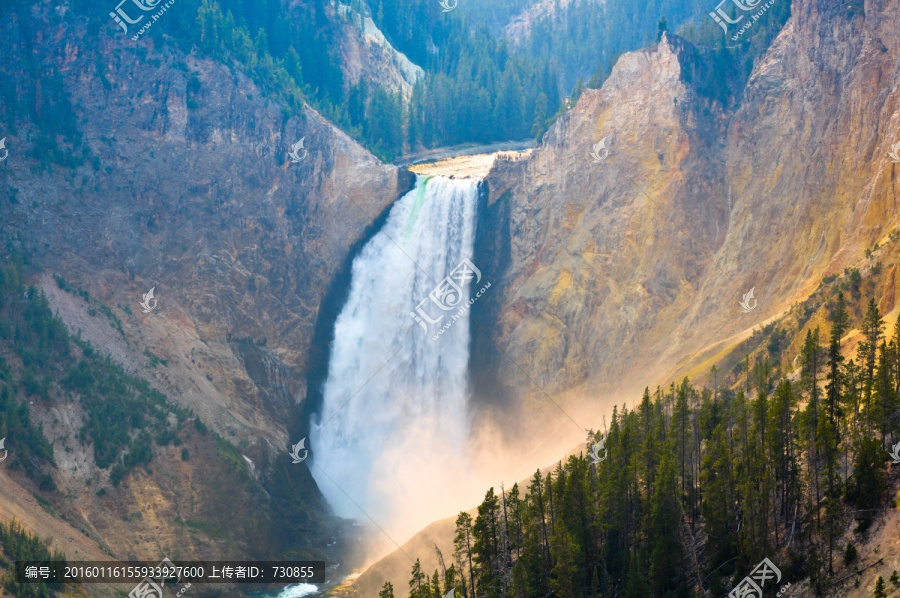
[252,583,319,598]
[310,175,482,544]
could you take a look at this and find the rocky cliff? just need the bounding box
[336,4,424,98]
[471,33,728,456]
[0,0,411,574]
[354,0,900,593]
[4,0,900,593]
[473,0,900,455]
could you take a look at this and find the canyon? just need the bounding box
[1,0,900,596]
[349,0,900,594]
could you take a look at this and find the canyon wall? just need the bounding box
[475,0,900,444]
[0,0,410,567]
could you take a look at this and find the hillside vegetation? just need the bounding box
[0,251,339,581]
[0,253,191,487]
[391,268,900,598]
[0,519,71,598]
[8,0,792,163]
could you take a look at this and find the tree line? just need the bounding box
[385,290,900,597]
[0,254,196,490]
[0,519,68,598]
[42,0,795,164]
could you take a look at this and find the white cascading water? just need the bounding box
[310,175,482,546]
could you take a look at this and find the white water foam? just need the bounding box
[310,175,480,545]
[274,583,318,597]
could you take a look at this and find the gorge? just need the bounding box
[2,0,900,597]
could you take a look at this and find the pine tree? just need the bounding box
[473,488,502,598]
[737,390,775,559]
[674,379,691,501]
[407,78,425,150]
[819,406,842,575]
[700,419,736,567]
[347,79,368,130]
[444,564,459,596]
[891,318,900,396]
[800,327,824,541]
[847,431,886,526]
[767,380,798,532]
[623,554,651,598]
[843,542,858,565]
[874,343,897,444]
[431,570,442,598]
[657,16,668,42]
[507,483,523,559]
[454,512,475,598]
[648,449,684,595]
[861,298,884,418]
[549,525,577,598]
[826,293,850,429]
[409,559,427,598]
[531,92,549,138]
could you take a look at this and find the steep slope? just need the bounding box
[0,0,410,573]
[471,33,727,458]
[336,4,424,98]
[355,254,900,598]
[660,0,900,383]
[502,0,585,46]
[472,0,900,456]
[358,0,900,592]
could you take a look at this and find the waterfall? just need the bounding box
[310,175,484,545]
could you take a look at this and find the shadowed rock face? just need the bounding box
[0,1,410,566]
[2,2,410,429]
